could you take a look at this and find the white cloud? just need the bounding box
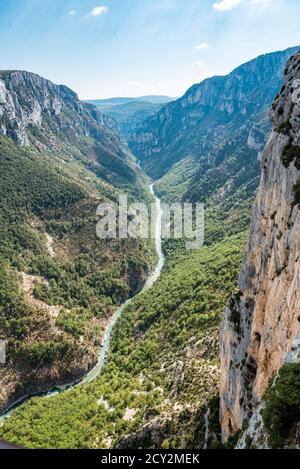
[213,0,243,11]
[90,6,109,17]
[68,10,76,16]
[195,42,210,50]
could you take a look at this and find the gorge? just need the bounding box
[0,45,299,450]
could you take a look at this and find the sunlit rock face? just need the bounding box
[220,50,300,443]
[128,47,299,181]
[128,47,299,212]
[0,70,129,157]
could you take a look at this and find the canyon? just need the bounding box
[0,46,300,450]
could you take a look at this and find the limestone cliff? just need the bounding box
[0,70,150,198]
[220,51,300,443]
[0,70,119,149]
[129,47,299,207]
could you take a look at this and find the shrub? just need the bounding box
[282,143,300,168]
[161,439,170,449]
[262,363,300,448]
[276,120,291,135]
[293,180,300,207]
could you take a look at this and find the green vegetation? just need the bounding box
[276,119,292,135]
[14,340,77,367]
[0,230,246,448]
[0,261,77,367]
[0,262,33,341]
[228,291,243,335]
[0,136,84,266]
[225,430,242,450]
[262,363,300,449]
[97,100,166,136]
[0,65,254,447]
[281,142,300,168]
[56,308,93,338]
[0,139,90,367]
[0,133,154,411]
[31,254,129,310]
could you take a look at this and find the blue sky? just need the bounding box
[0,0,299,99]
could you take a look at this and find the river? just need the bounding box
[81,184,165,383]
[0,183,165,422]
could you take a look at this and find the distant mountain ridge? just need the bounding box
[86,95,176,137]
[0,69,143,191]
[86,95,175,107]
[0,70,117,146]
[128,46,300,207]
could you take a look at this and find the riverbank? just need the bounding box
[0,183,165,424]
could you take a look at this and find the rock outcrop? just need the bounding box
[220,51,300,442]
[0,70,131,161]
[128,47,299,206]
[0,69,146,194]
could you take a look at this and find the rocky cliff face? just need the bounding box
[129,47,298,179]
[0,70,135,180]
[0,70,151,197]
[220,51,300,443]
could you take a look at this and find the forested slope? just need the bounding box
[0,71,154,413]
[0,228,246,448]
